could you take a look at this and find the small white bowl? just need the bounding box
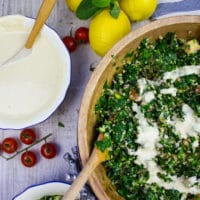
[12,181,78,200]
[0,15,71,129]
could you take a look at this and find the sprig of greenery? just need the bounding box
[76,0,120,19]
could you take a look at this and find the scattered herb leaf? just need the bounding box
[58,121,65,128]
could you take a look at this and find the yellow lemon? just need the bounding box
[119,0,158,22]
[89,9,131,56]
[66,0,82,12]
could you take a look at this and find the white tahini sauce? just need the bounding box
[163,65,200,82]
[137,78,148,95]
[132,65,200,194]
[168,104,200,139]
[137,65,200,101]
[160,87,177,96]
[132,102,159,163]
[0,15,69,127]
[143,91,155,103]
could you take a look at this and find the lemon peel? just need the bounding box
[89,8,131,56]
[66,0,82,12]
[120,0,158,22]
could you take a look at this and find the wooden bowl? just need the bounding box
[78,15,200,200]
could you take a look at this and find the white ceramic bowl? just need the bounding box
[0,15,71,129]
[12,181,78,200]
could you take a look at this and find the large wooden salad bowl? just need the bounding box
[78,15,200,200]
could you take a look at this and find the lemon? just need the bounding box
[66,0,82,12]
[89,9,131,56]
[119,0,158,22]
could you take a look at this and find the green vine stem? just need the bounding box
[0,133,53,161]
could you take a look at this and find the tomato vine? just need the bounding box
[0,133,52,161]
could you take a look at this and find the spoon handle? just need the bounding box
[25,0,57,49]
[62,148,104,200]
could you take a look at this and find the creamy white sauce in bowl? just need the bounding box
[0,15,71,129]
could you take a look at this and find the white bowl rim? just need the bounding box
[0,15,71,130]
[12,181,73,200]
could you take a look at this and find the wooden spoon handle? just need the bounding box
[25,0,57,49]
[62,148,102,200]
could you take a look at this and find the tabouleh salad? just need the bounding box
[95,33,200,200]
[38,195,62,200]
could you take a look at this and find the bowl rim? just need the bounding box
[0,15,71,130]
[78,15,200,200]
[12,181,72,200]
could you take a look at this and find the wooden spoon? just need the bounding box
[0,0,57,66]
[25,0,57,49]
[62,133,109,200]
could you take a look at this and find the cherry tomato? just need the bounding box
[75,27,89,43]
[21,151,37,167]
[41,143,57,159]
[20,128,36,145]
[62,36,77,52]
[2,137,18,154]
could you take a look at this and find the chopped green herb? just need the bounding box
[95,33,200,199]
[58,122,65,128]
[38,195,62,200]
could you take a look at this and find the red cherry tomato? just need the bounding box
[20,128,36,145]
[62,36,77,52]
[21,151,37,167]
[75,27,89,43]
[2,137,18,154]
[41,143,57,159]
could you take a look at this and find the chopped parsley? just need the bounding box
[58,121,65,128]
[38,195,62,200]
[95,33,200,200]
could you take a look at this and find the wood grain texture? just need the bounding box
[63,135,108,200]
[78,15,200,200]
[0,1,100,200]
